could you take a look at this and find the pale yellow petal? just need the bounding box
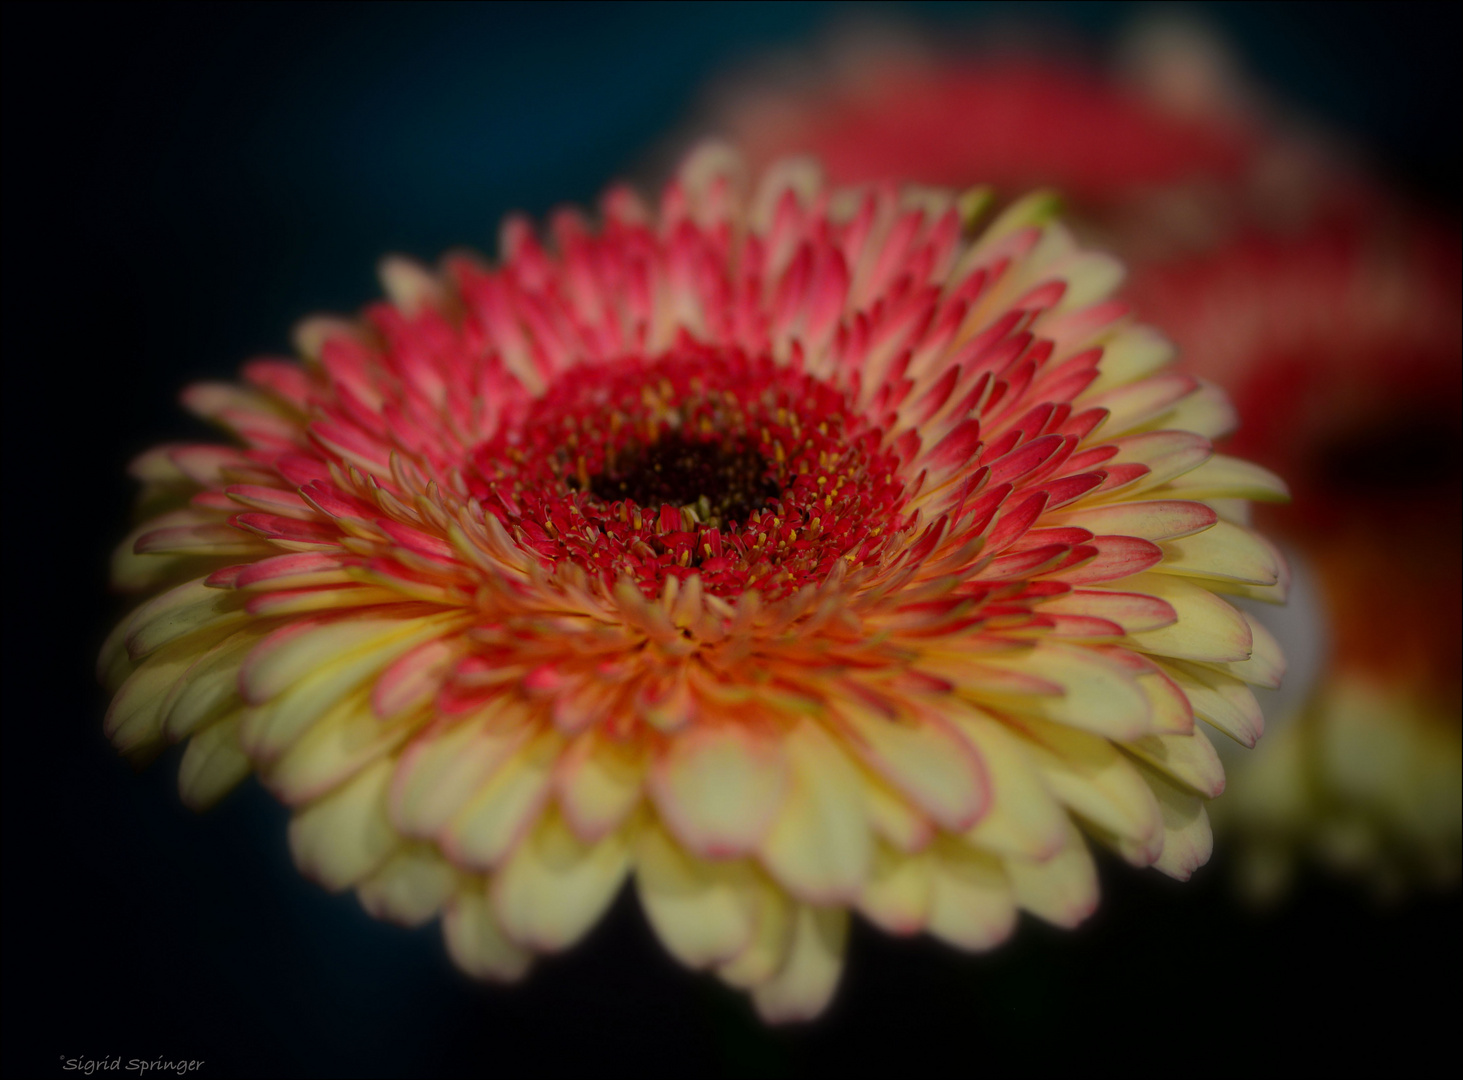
[648,725,789,857]
[861,771,935,853]
[442,879,533,981]
[1144,768,1214,882]
[1005,824,1100,929]
[492,806,635,951]
[838,699,987,830]
[106,622,241,754]
[260,687,414,805]
[856,840,932,935]
[1156,520,1281,586]
[122,577,248,661]
[947,710,1068,860]
[1157,660,1264,746]
[356,846,457,927]
[716,875,796,989]
[1019,717,1164,866]
[926,839,1017,951]
[1118,573,1253,663]
[177,711,252,809]
[1196,610,1285,689]
[1122,725,1226,798]
[1157,454,1289,502]
[554,728,645,843]
[757,720,871,903]
[983,642,1154,740]
[161,626,271,740]
[751,906,849,1023]
[390,707,531,839]
[634,822,755,968]
[441,728,563,870]
[287,757,398,891]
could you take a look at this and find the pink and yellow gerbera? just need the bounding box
[102,146,1285,1020]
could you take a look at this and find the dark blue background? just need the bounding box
[4,3,1458,1076]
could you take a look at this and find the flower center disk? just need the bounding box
[467,348,909,598]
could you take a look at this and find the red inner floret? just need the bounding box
[467,344,909,598]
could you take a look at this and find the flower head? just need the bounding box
[103,146,1286,1020]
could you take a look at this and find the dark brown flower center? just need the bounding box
[581,432,781,530]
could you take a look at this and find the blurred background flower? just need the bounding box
[3,3,1458,1077]
[694,12,1462,905]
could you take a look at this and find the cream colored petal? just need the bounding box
[1143,768,1214,882]
[106,623,241,755]
[161,626,271,740]
[356,846,457,927]
[1134,667,1196,735]
[757,721,871,903]
[856,840,933,935]
[1156,520,1281,586]
[1084,372,1198,437]
[288,757,398,891]
[122,577,248,661]
[1140,380,1238,440]
[926,839,1017,952]
[177,711,251,809]
[838,701,987,830]
[1196,611,1285,689]
[1121,725,1226,798]
[242,618,434,703]
[716,874,796,989]
[239,616,456,763]
[390,708,531,839]
[862,771,935,853]
[441,728,563,870]
[634,821,755,968]
[260,687,414,805]
[751,906,849,1023]
[1005,825,1100,929]
[442,879,533,981]
[1118,573,1253,664]
[1083,325,1174,394]
[98,615,137,694]
[554,728,645,843]
[1157,660,1264,746]
[492,806,635,952]
[1019,717,1165,866]
[983,642,1153,741]
[1047,499,1217,540]
[947,711,1068,860]
[648,725,789,858]
[1156,454,1289,502]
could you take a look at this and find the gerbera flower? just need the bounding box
[102,145,1286,1021]
[698,22,1461,899]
